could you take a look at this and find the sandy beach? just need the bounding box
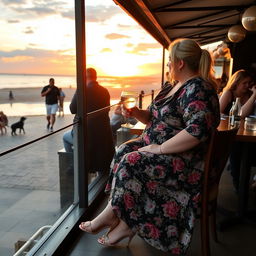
[0,87,76,104]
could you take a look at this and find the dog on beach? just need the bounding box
[11,117,27,136]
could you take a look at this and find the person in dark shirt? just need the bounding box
[63,68,115,174]
[41,78,60,131]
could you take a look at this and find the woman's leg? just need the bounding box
[63,130,73,152]
[105,138,144,193]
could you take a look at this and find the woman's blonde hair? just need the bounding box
[223,69,251,92]
[168,38,217,89]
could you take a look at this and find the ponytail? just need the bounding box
[199,49,218,90]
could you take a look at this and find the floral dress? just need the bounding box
[105,77,220,255]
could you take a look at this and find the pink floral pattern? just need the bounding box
[106,77,220,254]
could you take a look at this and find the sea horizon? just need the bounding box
[0,73,161,116]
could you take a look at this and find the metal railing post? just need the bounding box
[139,90,144,109]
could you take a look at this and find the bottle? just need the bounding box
[229,97,241,126]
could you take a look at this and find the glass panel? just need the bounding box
[0,121,75,255]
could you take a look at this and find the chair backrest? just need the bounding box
[202,127,239,204]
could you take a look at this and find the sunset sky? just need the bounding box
[0,0,165,77]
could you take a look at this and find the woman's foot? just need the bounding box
[79,202,119,234]
[98,220,135,247]
[79,216,119,234]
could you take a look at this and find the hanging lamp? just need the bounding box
[242,6,256,31]
[227,25,246,42]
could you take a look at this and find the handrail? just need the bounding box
[13,225,52,256]
[0,122,78,157]
[0,90,154,158]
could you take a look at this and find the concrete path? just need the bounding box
[0,115,74,255]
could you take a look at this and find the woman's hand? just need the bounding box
[138,144,162,154]
[249,85,256,95]
[122,106,138,118]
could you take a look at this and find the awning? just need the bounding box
[113,0,256,47]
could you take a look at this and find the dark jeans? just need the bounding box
[229,142,256,191]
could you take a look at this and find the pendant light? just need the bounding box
[227,25,246,43]
[242,6,256,31]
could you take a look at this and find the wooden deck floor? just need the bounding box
[65,170,256,256]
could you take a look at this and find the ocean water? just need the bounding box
[0,73,76,89]
[0,73,161,116]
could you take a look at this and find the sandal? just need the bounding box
[79,218,119,235]
[97,225,135,247]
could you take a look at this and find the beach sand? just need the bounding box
[0,87,76,104]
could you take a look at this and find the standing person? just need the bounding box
[79,39,220,254]
[41,78,60,132]
[63,68,115,174]
[58,88,66,117]
[9,90,14,100]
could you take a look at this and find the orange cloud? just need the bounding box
[128,43,161,55]
[105,33,130,40]
[2,56,34,63]
[101,48,112,53]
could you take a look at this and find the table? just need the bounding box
[218,119,256,228]
[130,121,146,135]
[130,119,256,225]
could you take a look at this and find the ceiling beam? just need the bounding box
[166,24,233,29]
[200,12,239,25]
[164,10,233,28]
[190,33,227,39]
[198,35,227,45]
[156,5,250,12]
[182,27,226,38]
[152,0,192,11]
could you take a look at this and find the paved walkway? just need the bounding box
[0,94,154,255]
[0,115,74,255]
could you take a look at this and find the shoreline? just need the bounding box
[0,87,76,104]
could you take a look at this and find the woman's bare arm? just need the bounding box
[138,129,200,154]
[219,90,232,114]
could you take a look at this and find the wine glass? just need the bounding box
[120,91,138,128]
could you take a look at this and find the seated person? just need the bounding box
[0,111,8,135]
[78,38,220,255]
[63,68,114,177]
[219,70,256,191]
[110,103,137,145]
[219,69,255,118]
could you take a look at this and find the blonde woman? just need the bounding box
[220,70,256,192]
[219,69,255,118]
[79,39,220,255]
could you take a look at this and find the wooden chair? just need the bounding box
[200,127,238,256]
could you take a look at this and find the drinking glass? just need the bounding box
[121,91,138,128]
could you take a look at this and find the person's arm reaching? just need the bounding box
[41,87,51,97]
[241,86,256,118]
[123,106,151,124]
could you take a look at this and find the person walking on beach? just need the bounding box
[9,90,14,101]
[58,88,66,117]
[41,78,60,132]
